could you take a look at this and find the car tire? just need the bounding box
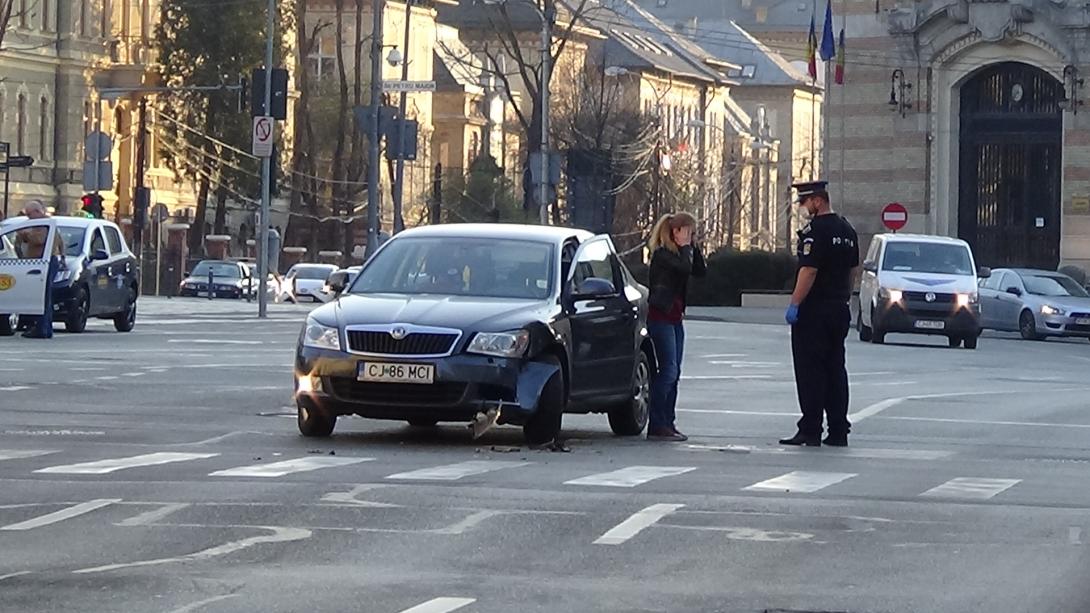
[297,399,335,437]
[608,350,651,436]
[0,313,16,337]
[523,355,565,446]
[858,313,873,342]
[64,287,89,333]
[113,287,137,332]
[406,418,438,428]
[948,336,962,348]
[869,307,885,344]
[964,336,979,350]
[1019,310,1040,341]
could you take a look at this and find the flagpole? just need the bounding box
[839,13,846,209]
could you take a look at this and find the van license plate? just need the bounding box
[914,320,945,330]
[1076,318,1090,325]
[358,362,434,384]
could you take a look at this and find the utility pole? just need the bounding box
[537,3,554,225]
[134,97,148,265]
[257,0,275,318]
[365,0,385,257]
[391,0,412,233]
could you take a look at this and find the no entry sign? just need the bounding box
[882,202,908,232]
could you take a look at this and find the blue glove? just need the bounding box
[785,304,800,325]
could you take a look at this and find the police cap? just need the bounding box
[791,180,829,203]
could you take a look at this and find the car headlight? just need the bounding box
[879,287,903,303]
[467,330,530,358]
[302,318,342,351]
[957,292,978,307]
[1042,304,1066,316]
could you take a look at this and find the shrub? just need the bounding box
[627,249,796,307]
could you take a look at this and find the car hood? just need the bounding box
[182,276,241,285]
[312,293,553,332]
[1024,295,1090,312]
[879,271,978,293]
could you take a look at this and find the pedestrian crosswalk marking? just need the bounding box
[1,499,121,531]
[767,447,954,461]
[0,450,56,462]
[210,456,372,478]
[594,503,685,545]
[398,597,477,613]
[385,460,528,481]
[744,471,857,494]
[920,477,1021,500]
[565,466,697,488]
[35,452,219,475]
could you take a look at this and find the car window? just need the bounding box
[294,266,336,281]
[880,242,973,275]
[0,224,52,259]
[90,228,107,255]
[572,239,617,291]
[191,261,242,278]
[58,226,86,257]
[104,226,124,255]
[865,237,881,265]
[1023,274,1089,298]
[352,237,555,300]
[980,271,1001,290]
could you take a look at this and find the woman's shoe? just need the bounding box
[647,427,687,442]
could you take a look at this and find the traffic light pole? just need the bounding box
[257,0,275,319]
[366,0,385,258]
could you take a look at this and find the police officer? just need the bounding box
[781,180,859,447]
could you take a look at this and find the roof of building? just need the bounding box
[433,24,486,94]
[632,0,812,32]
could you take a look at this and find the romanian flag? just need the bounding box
[834,28,845,84]
[806,14,818,80]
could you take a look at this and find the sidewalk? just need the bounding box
[137,295,316,319]
[687,303,861,325]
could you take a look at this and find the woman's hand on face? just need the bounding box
[673,226,693,247]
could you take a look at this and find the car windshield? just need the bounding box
[350,237,554,300]
[1023,274,1089,298]
[881,242,974,275]
[191,262,240,278]
[58,226,86,257]
[293,267,335,281]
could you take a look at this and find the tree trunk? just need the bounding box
[343,0,365,264]
[187,108,218,257]
[0,0,15,52]
[213,182,228,236]
[327,0,350,258]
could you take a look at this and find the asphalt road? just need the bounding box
[1,297,1089,613]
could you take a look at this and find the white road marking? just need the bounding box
[0,571,30,582]
[321,484,400,508]
[594,503,685,545]
[678,408,796,416]
[0,449,56,461]
[165,594,238,613]
[36,452,219,474]
[1069,527,1083,546]
[701,353,746,358]
[95,376,119,381]
[921,478,1021,500]
[769,447,954,461]
[744,471,857,494]
[122,372,146,377]
[68,367,106,372]
[679,375,773,380]
[210,456,372,478]
[849,371,896,377]
[398,597,477,613]
[434,510,502,535]
[565,465,696,488]
[849,397,904,422]
[708,360,781,367]
[166,339,264,345]
[118,503,191,527]
[0,386,33,392]
[73,526,311,574]
[851,387,1090,423]
[1,499,121,531]
[882,416,1090,429]
[684,443,753,454]
[385,460,528,481]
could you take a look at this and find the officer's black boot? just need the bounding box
[823,433,848,447]
[779,432,821,447]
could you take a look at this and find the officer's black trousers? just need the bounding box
[790,301,851,437]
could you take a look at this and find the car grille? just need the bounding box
[346,330,458,356]
[903,291,955,304]
[327,378,467,406]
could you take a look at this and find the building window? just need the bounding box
[307,35,338,82]
[79,0,88,36]
[101,0,111,38]
[16,94,27,155]
[19,0,28,28]
[41,0,50,31]
[39,96,49,160]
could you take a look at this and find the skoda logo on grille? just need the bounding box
[390,326,409,341]
[925,292,936,303]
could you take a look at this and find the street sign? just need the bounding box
[382,80,436,93]
[252,116,274,157]
[82,161,114,190]
[85,131,112,161]
[882,202,908,232]
[0,155,33,170]
[0,142,8,159]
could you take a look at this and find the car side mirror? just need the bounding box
[91,249,109,261]
[572,277,616,300]
[863,261,878,273]
[329,279,347,295]
[1006,286,1023,297]
[978,267,992,279]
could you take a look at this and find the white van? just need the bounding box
[858,234,990,349]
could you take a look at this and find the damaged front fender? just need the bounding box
[513,360,562,419]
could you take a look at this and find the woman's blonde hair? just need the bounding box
[648,212,697,253]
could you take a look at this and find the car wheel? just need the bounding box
[608,350,651,436]
[948,336,962,348]
[113,287,137,332]
[0,313,16,337]
[406,418,438,428]
[297,399,335,437]
[1019,310,1040,341]
[858,311,873,342]
[523,355,565,446]
[64,287,89,333]
[964,336,979,350]
[869,308,886,344]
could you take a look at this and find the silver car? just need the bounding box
[979,268,1090,341]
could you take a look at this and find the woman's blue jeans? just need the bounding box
[648,320,685,431]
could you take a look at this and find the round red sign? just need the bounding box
[882,202,908,231]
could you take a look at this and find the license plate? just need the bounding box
[1077,318,1090,325]
[357,362,434,384]
[914,320,945,330]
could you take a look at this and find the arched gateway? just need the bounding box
[958,62,1063,270]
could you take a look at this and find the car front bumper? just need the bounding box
[179,284,244,299]
[875,299,981,337]
[294,346,559,425]
[1039,313,1090,338]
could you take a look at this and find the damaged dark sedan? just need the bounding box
[293,224,653,446]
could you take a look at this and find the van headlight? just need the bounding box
[303,318,341,351]
[1041,304,1065,316]
[467,330,530,358]
[879,287,903,303]
[957,292,978,307]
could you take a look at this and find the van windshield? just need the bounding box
[881,242,974,275]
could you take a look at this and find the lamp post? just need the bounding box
[889,69,913,118]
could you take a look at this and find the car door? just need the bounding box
[977,271,1002,329]
[0,220,57,316]
[565,236,635,400]
[859,237,883,327]
[85,226,115,314]
[102,225,133,310]
[993,272,1025,331]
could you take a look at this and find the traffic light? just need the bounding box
[80,193,103,219]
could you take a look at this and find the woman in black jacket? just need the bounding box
[645,212,706,441]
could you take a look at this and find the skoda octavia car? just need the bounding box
[293,224,653,445]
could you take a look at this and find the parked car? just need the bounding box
[293,224,653,445]
[979,268,1090,341]
[285,263,339,302]
[179,260,255,299]
[858,234,990,349]
[0,215,139,334]
[316,266,362,303]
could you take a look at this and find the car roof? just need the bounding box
[292,263,338,269]
[877,233,970,246]
[1001,268,1069,277]
[395,223,594,244]
[1,215,117,229]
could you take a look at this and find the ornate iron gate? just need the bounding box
[958,62,1062,270]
